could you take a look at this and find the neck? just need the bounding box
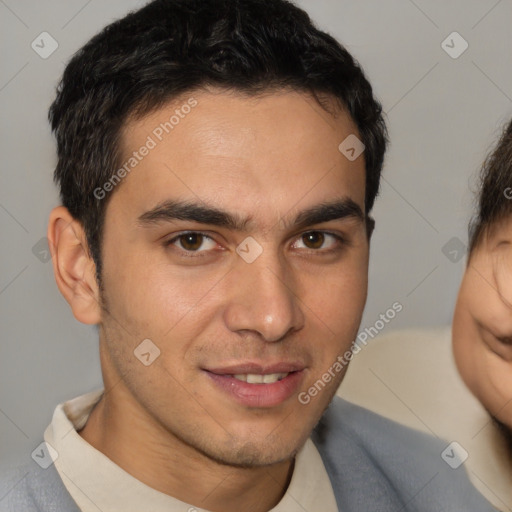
[79,383,294,512]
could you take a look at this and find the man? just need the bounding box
[0,0,496,510]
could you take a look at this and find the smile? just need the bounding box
[233,372,289,383]
[204,366,305,408]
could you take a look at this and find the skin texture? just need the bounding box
[453,218,512,434]
[48,89,370,512]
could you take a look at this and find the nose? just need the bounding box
[223,253,305,342]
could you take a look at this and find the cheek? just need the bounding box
[102,243,223,334]
[306,259,368,349]
[325,280,367,332]
[452,279,484,384]
[330,254,368,318]
[452,316,484,401]
[453,301,512,422]
[452,305,470,375]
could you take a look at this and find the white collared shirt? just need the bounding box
[44,390,338,512]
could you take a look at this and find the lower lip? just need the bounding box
[205,370,304,408]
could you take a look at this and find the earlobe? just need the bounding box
[47,206,102,325]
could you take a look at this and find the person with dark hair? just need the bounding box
[453,118,512,460]
[0,0,497,510]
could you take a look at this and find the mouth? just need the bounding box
[203,363,305,408]
[232,372,290,384]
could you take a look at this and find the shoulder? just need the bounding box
[0,463,79,512]
[312,397,498,511]
[339,327,511,508]
[315,395,451,457]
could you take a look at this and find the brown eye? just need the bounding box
[302,232,325,249]
[165,231,218,255]
[292,231,342,252]
[178,233,204,251]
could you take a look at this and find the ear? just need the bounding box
[47,206,102,325]
[492,242,512,309]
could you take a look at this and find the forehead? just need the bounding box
[111,89,366,225]
[469,218,512,261]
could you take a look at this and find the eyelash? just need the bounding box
[163,231,220,258]
[163,230,347,256]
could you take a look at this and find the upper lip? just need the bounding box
[204,362,305,375]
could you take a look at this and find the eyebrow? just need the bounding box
[137,198,365,231]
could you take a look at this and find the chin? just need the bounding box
[187,427,305,469]
[225,444,294,468]
[196,438,297,469]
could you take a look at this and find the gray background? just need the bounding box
[1,0,511,469]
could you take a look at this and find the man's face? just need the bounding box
[453,219,512,431]
[97,89,369,467]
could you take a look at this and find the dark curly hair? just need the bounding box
[469,118,512,254]
[49,0,388,280]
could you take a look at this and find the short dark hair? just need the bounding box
[49,0,387,279]
[469,118,512,253]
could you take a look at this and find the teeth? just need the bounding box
[263,373,288,383]
[233,373,289,384]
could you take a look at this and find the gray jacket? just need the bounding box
[0,398,498,511]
